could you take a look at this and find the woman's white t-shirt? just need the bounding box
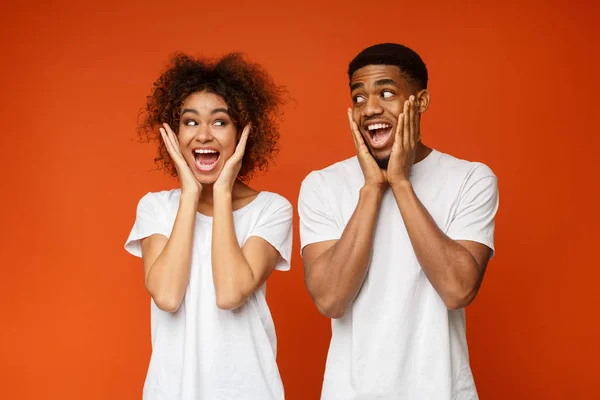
[125,189,293,400]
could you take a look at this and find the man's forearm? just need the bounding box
[306,185,383,318]
[390,180,483,309]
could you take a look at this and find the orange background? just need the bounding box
[1,0,599,398]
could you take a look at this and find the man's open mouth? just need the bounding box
[366,122,393,147]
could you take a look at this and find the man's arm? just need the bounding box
[302,110,388,319]
[391,181,491,309]
[387,96,497,309]
[303,185,383,319]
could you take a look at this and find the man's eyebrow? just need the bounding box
[350,82,364,91]
[374,78,399,87]
[350,79,399,91]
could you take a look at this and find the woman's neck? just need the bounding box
[196,181,257,215]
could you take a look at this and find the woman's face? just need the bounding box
[177,91,238,185]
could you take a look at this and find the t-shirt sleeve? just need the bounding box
[446,163,499,257]
[124,192,171,258]
[298,171,343,253]
[248,194,293,271]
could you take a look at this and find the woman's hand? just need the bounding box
[213,124,251,193]
[160,123,202,196]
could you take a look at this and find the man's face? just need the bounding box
[350,64,415,168]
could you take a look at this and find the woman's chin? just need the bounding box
[196,174,218,186]
[194,168,223,186]
[187,157,230,187]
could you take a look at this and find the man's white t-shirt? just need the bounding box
[298,149,499,400]
[125,189,293,400]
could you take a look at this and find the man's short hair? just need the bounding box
[348,43,428,90]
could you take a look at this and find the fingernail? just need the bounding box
[410,95,415,102]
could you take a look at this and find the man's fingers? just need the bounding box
[348,109,362,150]
[403,99,410,150]
[395,113,404,152]
[414,105,421,145]
[409,96,417,148]
[352,122,370,155]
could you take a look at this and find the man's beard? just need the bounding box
[367,146,389,169]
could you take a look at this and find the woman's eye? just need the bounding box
[185,120,197,126]
[214,120,225,127]
[354,95,366,104]
[382,90,394,99]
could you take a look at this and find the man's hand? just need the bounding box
[347,109,386,190]
[385,96,420,185]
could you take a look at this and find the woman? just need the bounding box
[125,53,292,399]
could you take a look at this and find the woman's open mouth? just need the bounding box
[193,148,220,172]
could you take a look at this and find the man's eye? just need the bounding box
[184,120,197,126]
[382,90,394,99]
[354,95,366,104]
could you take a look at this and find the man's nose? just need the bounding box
[364,96,383,117]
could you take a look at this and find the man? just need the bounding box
[298,43,499,399]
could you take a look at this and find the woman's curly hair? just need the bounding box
[137,53,286,181]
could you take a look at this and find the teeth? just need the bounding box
[367,123,391,131]
[194,149,218,154]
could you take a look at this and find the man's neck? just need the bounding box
[415,142,433,164]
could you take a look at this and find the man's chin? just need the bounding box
[374,156,390,170]
[367,147,390,169]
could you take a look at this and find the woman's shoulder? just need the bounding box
[238,191,292,218]
[257,191,292,210]
[138,188,181,211]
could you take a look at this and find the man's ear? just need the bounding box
[416,89,430,113]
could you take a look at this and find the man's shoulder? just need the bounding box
[433,150,496,181]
